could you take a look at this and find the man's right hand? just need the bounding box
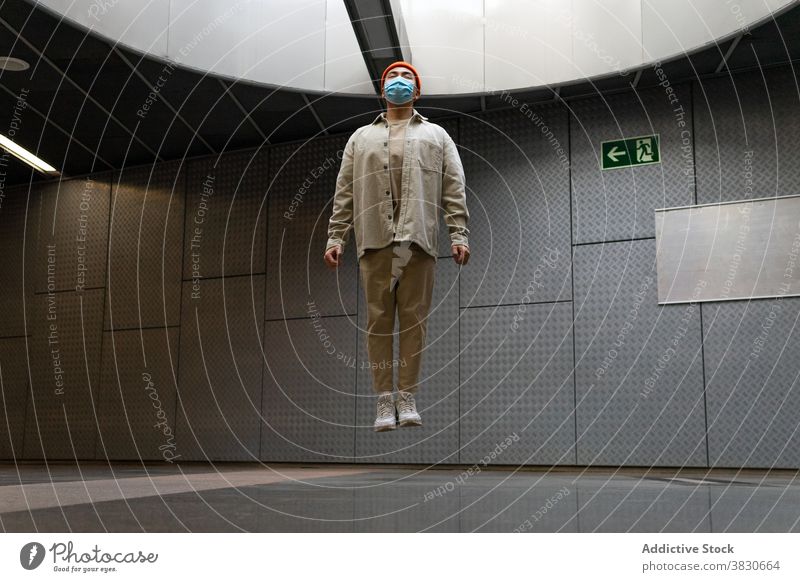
[324,245,343,270]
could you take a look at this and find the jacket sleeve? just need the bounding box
[325,132,357,252]
[441,131,470,248]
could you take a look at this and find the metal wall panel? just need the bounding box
[694,67,800,205]
[23,289,105,459]
[459,105,572,307]
[355,259,460,464]
[570,84,696,244]
[183,150,269,280]
[32,177,111,294]
[1,60,798,467]
[0,337,29,459]
[106,162,184,330]
[0,185,33,337]
[260,315,356,462]
[702,298,800,469]
[573,239,707,467]
[96,327,180,461]
[266,135,357,319]
[175,275,265,461]
[459,302,575,466]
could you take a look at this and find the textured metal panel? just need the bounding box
[355,259,460,464]
[702,298,800,469]
[183,150,269,280]
[23,289,105,460]
[570,84,696,244]
[695,67,800,205]
[106,162,184,330]
[0,185,33,337]
[459,105,572,307]
[260,315,356,462]
[175,275,265,461]
[459,302,575,466]
[266,135,358,319]
[655,196,800,303]
[96,328,180,461]
[573,239,707,466]
[32,177,111,293]
[0,337,29,459]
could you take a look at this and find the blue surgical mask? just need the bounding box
[384,76,415,104]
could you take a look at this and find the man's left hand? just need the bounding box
[452,244,470,265]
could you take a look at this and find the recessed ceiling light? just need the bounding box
[0,57,30,71]
[0,135,59,175]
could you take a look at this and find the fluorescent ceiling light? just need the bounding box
[0,134,59,174]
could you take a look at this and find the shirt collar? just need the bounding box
[372,108,428,125]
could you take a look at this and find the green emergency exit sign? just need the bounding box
[601,134,660,170]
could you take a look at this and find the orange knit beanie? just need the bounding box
[380,61,421,93]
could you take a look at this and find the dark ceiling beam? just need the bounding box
[631,69,642,88]
[217,78,269,144]
[715,34,743,73]
[112,47,215,155]
[343,0,409,94]
[0,15,163,162]
[301,93,329,136]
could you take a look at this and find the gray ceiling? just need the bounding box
[0,0,798,187]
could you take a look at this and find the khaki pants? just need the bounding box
[358,241,436,394]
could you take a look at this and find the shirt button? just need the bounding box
[383,164,387,169]
[385,190,390,195]
[384,142,387,146]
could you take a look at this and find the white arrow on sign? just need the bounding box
[606,145,626,163]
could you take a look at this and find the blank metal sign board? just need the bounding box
[655,195,800,304]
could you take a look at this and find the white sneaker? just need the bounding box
[396,391,422,427]
[374,392,397,432]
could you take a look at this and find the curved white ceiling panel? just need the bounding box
[167,0,326,89]
[642,0,793,62]
[34,0,798,95]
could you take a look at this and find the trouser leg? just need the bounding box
[358,244,396,393]
[395,243,436,394]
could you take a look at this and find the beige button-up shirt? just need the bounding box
[325,108,470,261]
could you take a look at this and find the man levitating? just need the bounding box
[324,61,470,432]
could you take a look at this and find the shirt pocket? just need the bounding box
[415,138,443,171]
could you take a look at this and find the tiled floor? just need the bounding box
[1,462,798,532]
